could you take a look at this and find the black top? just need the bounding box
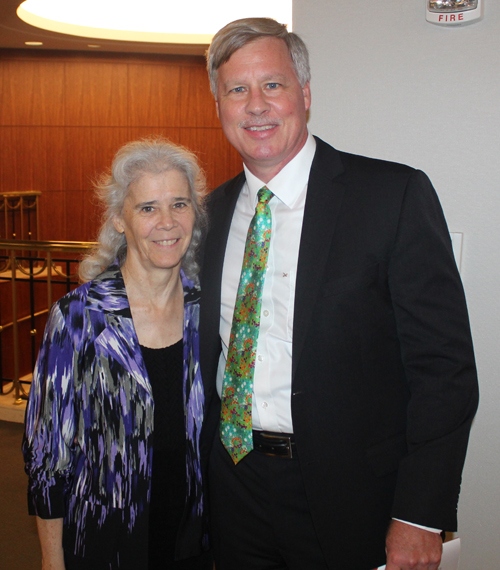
[141,340,186,569]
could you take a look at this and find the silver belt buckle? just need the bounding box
[260,432,294,459]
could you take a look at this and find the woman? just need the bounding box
[23,138,212,570]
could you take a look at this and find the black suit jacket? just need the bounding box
[200,137,478,568]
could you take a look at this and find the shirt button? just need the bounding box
[261,402,268,409]
[263,309,270,317]
[257,354,264,362]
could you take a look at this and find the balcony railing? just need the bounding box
[1,191,41,240]
[0,239,98,400]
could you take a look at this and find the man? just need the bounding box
[199,18,478,570]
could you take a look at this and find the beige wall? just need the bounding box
[294,1,500,567]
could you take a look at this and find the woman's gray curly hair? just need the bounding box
[79,138,207,283]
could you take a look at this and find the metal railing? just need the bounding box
[1,191,41,240]
[0,239,97,400]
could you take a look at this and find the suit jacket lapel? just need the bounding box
[292,138,346,381]
[200,173,245,382]
[204,172,246,288]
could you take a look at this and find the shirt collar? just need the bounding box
[243,132,316,209]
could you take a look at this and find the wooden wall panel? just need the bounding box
[0,127,22,192]
[179,66,220,128]
[64,62,129,126]
[0,60,65,126]
[28,127,66,191]
[128,64,181,127]
[37,190,66,241]
[63,127,131,191]
[127,127,182,142]
[64,189,103,242]
[178,128,243,191]
[0,127,65,192]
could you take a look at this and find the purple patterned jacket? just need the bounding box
[23,264,207,564]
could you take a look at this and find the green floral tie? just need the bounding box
[220,186,274,464]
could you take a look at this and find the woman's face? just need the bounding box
[114,170,195,276]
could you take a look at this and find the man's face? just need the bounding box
[216,37,311,183]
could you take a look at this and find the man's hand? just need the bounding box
[385,519,442,570]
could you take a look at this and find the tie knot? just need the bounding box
[257,186,274,205]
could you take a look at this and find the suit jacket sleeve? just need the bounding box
[388,169,478,529]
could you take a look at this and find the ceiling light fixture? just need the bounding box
[17,0,292,45]
[25,40,43,45]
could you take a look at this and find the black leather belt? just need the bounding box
[253,430,297,459]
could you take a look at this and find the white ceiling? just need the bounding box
[0,0,207,55]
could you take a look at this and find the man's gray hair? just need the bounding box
[206,17,311,98]
[79,137,207,283]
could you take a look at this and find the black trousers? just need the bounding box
[209,434,329,570]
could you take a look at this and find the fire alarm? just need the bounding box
[426,0,484,25]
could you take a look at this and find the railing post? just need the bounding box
[9,249,20,400]
[3,196,7,239]
[29,257,37,372]
[47,251,52,308]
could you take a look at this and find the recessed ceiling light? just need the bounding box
[25,41,43,45]
[17,0,292,44]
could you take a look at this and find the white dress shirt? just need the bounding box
[217,133,317,433]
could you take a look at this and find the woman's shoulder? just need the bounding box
[55,263,125,316]
[48,267,122,341]
[41,281,93,344]
[55,281,92,314]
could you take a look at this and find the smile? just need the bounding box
[246,125,276,131]
[154,239,179,246]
